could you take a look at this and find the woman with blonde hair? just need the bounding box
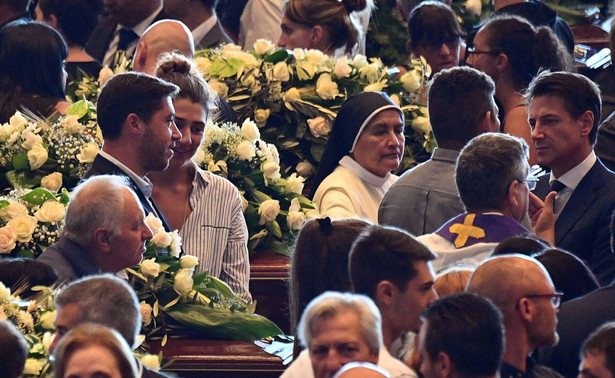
[53,323,138,378]
[277,0,374,56]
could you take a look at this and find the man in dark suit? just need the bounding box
[83,72,181,231]
[85,0,169,66]
[528,71,615,286]
[164,0,232,50]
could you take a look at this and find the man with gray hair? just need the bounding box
[38,175,153,285]
[50,274,169,377]
[417,133,555,271]
[296,291,382,378]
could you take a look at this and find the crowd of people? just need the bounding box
[2,0,615,377]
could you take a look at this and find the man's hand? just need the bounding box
[531,191,557,245]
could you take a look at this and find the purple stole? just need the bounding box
[434,213,530,249]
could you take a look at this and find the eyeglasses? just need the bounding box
[525,292,564,308]
[466,47,499,56]
[522,175,539,191]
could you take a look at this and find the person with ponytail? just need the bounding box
[467,15,575,166]
[277,0,374,56]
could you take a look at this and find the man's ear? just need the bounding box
[134,41,147,71]
[435,351,453,378]
[578,110,594,138]
[126,113,146,136]
[93,227,113,252]
[375,281,396,307]
[495,52,510,72]
[517,297,534,322]
[49,14,59,29]
[479,110,497,133]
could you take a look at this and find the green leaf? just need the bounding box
[66,99,94,119]
[12,154,29,171]
[21,188,57,205]
[207,276,235,298]
[263,49,289,63]
[165,303,283,341]
[209,58,244,78]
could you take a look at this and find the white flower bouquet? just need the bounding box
[194,118,316,255]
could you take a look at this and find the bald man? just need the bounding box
[133,19,195,75]
[466,255,561,378]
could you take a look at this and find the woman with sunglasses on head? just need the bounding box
[466,15,575,166]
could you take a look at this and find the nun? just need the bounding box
[311,92,405,222]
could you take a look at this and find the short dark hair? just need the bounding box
[349,225,436,298]
[97,72,179,140]
[0,320,28,378]
[581,321,615,376]
[38,0,104,47]
[525,70,601,145]
[408,1,464,51]
[456,133,528,212]
[428,66,496,149]
[422,293,504,377]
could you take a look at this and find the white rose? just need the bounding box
[144,213,165,235]
[258,199,280,225]
[315,74,339,100]
[254,109,271,126]
[34,200,65,223]
[307,116,332,138]
[7,215,38,243]
[305,49,326,65]
[285,173,305,194]
[98,66,114,85]
[241,118,261,141]
[9,111,28,131]
[253,39,276,55]
[27,143,48,170]
[235,52,259,67]
[140,301,153,326]
[296,60,317,80]
[296,161,316,178]
[21,130,43,150]
[3,201,28,219]
[0,282,10,301]
[209,80,229,99]
[23,359,45,375]
[364,82,386,92]
[283,88,301,103]
[40,172,62,192]
[140,354,160,371]
[359,62,380,83]
[236,140,256,160]
[353,54,367,68]
[400,70,423,92]
[267,62,290,82]
[222,44,242,56]
[195,57,212,76]
[465,0,482,16]
[286,198,305,230]
[151,230,172,248]
[140,258,161,278]
[334,57,352,78]
[180,255,199,269]
[0,226,17,254]
[39,310,56,330]
[293,48,306,60]
[173,268,194,296]
[76,142,99,164]
[42,332,54,353]
[262,161,281,182]
[412,116,432,134]
[169,230,182,258]
[61,115,85,134]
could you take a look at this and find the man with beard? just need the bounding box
[83,72,180,231]
[467,254,561,378]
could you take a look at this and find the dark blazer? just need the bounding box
[37,235,102,286]
[83,154,173,232]
[533,158,615,286]
[194,19,233,50]
[536,284,615,378]
[85,9,170,64]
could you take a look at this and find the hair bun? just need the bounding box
[154,52,193,77]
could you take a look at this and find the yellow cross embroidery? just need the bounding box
[448,214,486,248]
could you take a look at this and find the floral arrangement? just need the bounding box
[194,118,316,255]
[195,41,434,178]
[65,52,132,103]
[451,0,494,31]
[0,102,100,193]
[0,187,69,258]
[127,213,283,341]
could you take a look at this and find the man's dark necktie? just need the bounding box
[117,28,138,51]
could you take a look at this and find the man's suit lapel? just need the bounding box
[554,161,605,245]
[85,17,118,64]
[195,21,232,50]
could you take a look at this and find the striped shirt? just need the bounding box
[181,168,251,300]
